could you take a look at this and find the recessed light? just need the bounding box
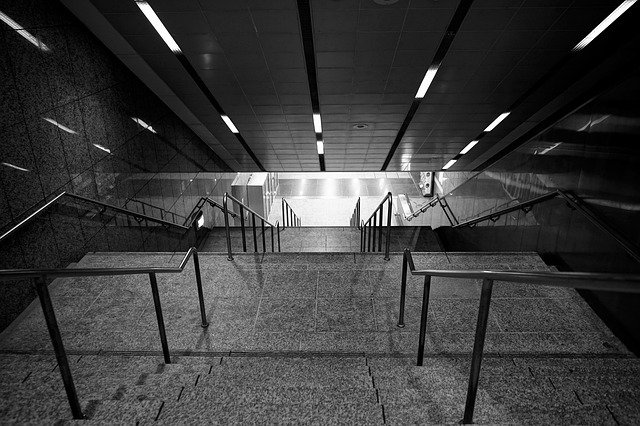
[313,113,322,134]
[415,65,439,99]
[442,159,457,170]
[459,140,479,155]
[316,141,324,154]
[0,12,50,52]
[134,1,182,54]
[221,115,239,133]
[484,112,510,132]
[573,0,636,51]
[352,123,369,130]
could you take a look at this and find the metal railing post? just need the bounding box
[277,221,281,252]
[378,207,383,252]
[261,218,266,252]
[252,213,258,252]
[367,220,372,252]
[34,277,84,420]
[192,251,209,328]
[271,225,275,252]
[240,205,246,252]
[222,194,233,261]
[360,221,364,252]
[398,250,408,328]
[148,273,171,364]
[384,195,392,261]
[462,278,494,424]
[372,215,377,251]
[417,275,432,366]
[282,199,286,227]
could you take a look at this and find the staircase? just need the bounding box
[1,251,639,423]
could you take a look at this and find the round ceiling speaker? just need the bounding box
[353,123,369,129]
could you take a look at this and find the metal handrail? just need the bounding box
[223,192,280,260]
[397,248,640,424]
[360,192,393,260]
[124,197,187,224]
[0,191,190,245]
[449,189,640,264]
[350,197,361,228]
[183,196,238,228]
[404,194,441,221]
[453,191,559,229]
[0,247,209,420]
[282,198,301,228]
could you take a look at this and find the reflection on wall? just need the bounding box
[0,0,231,233]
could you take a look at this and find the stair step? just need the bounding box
[157,400,384,424]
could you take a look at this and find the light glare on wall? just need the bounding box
[131,117,157,134]
[1,162,29,172]
[43,118,77,134]
[0,11,50,52]
[442,159,457,170]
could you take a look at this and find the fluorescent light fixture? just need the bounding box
[442,159,457,170]
[484,112,510,132]
[573,0,637,51]
[92,144,111,154]
[221,115,239,133]
[1,162,29,172]
[0,11,50,52]
[316,140,324,154]
[134,1,182,54]
[415,65,439,99]
[43,117,76,134]
[459,140,479,155]
[313,113,322,134]
[131,117,157,133]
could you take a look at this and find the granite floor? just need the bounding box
[0,251,637,423]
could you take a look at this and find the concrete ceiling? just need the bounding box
[62,0,638,172]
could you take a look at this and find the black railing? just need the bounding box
[0,247,209,420]
[360,192,393,260]
[397,248,640,424]
[350,197,361,228]
[281,198,301,228]
[403,193,458,225]
[184,196,238,228]
[222,193,280,260]
[124,197,187,225]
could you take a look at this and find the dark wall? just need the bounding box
[0,0,232,232]
[0,0,234,332]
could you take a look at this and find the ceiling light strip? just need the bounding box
[133,0,260,171]
[573,0,637,51]
[296,0,325,171]
[382,0,475,171]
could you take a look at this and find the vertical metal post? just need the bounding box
[261,219,266,252]
[417,275,432,366]
[149,273,171,364]
[277,222,281,252]
[384,196,392,261]
[397,251,408,328]
[378,207,383,252]
[34,277,84,420]
[222,194,233,261]
[270,225,275,252]
[240,205,246,252]
[462,278,494,424]
[282,199,286,227]
[192,251,208,328]
[367,220,372,252]
[372,214,377,252]
[252,213,258,252]
[360,221,365,252]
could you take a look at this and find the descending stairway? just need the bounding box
[1,252,639,423]
[200,226,442,252]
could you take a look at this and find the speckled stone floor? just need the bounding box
[1,252,638,423]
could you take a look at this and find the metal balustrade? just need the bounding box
[281,198,301,228]
[350,197,361,228]
[360,192,393,260]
